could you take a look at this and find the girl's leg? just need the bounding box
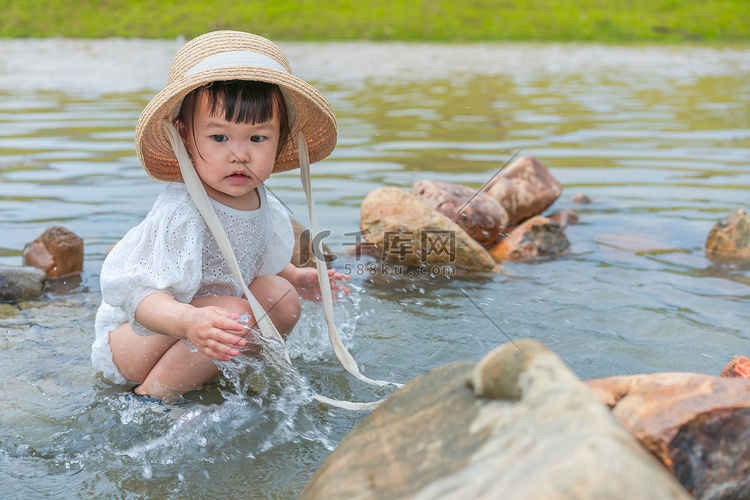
[109,275,300,402]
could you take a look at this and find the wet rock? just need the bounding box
[481,156,563,226]
[42,274,83,294]
[586,373,750,499]
[299,339,690,500]
[0,266,46,301]
[290,217,333,268]
[488,215,569,262]
[720,355,750,379]
[360,187,498,273]
[705,209,750,261]
[411,179,509,248]
[548,209,579,229]
[670,407,750,500]
[22,226,83,278]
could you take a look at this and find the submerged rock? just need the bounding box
[481,155,563,226]
[705,209,750,261]
[587,372,750,499]
[596,233,680,255]
[411,179,509,248]
[0,266,46,301]
[299,339,689,500]
[360,187,498,273]
[574,193,594,204]
[22,226,83,278]
[488,215,570,262]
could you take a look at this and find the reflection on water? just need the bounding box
[0,40,749,497]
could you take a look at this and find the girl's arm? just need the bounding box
[134,292,247,361]
[277,263,350,302]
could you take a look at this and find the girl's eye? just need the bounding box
[250,135,265,143]
[212,134,228,142]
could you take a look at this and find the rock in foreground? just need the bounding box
[587,372,750,499]
[299,339,689,500]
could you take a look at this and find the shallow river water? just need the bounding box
[1,39,749,498]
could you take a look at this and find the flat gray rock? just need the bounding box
[0,266,46,301]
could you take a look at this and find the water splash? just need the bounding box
[121,329,335,465]
[286,283,362,362]
[80,293,362,467]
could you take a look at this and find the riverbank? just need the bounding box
[2,0,748,42]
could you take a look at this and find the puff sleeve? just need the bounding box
[100,204,205,336]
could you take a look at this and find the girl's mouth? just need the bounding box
[227,173,250,184]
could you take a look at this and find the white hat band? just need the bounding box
[177,50,298,126]
[185,50,290,76]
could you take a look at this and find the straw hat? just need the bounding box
[135,30,337,182]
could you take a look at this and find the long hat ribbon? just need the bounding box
[164,121,402,411]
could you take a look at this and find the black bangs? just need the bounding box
[203,80,281,125]
[179,80,291,155]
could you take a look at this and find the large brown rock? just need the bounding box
[705,209,750,261]
[360,187,498,273]
[488,215,569,262]
[299,339,690,500]
[22,226,83,278]
[481,155,563,226]
[411,179,509,248]
[586,373,750,499]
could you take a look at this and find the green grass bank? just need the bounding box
[2,0,749,42]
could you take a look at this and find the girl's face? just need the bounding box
[184,92,281,210]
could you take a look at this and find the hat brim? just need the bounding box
[135,67,337,183]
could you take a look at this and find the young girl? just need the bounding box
[91,31,350,403]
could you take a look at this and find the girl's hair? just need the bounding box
[176,80,291,157]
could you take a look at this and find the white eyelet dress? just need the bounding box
[91,182,294,384]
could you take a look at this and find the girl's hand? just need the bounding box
[183,306,247,361]
[287,265,350,302]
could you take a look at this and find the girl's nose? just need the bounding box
[227,144,250,164]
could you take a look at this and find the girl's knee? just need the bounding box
[192,276,301,336]
[251,275,301,336]
[109,324,179,383]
